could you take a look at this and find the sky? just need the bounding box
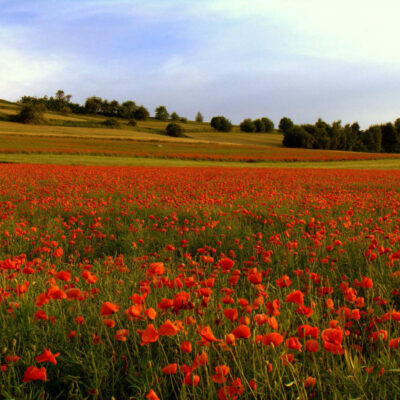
[1,0,400,127]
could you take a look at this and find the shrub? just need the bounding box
[254,119,266,133]
[262,117,275,133]
[134,106,149,120]
[103,118,121,128]
[165,123,185,137]
[240,118,256,132]
[283,125,314,148]
[128,119,137,127]
[16,104,48,125]
[210,116,233,132]
[180,117,188,123]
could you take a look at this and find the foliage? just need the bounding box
[165,123,186,137]
[16,104,48,125]
[279,117,294,133]
[210,116,233,132]
[103,117,121,128]
[196,112,204,123]
[283,125,314,148]
[170,112,179,121]
[134,106,150,121]
[240,118,256,133]
[155,106,169,121]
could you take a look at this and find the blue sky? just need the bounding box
[1,0,399,127]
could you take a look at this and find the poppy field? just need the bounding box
[1,164,400,399]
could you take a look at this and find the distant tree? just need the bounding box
[85,96,103,114]
[16,104,48,125]
[362,125,382,153]
[166,123,185,137]
[381,122,399,153]
[170,112,179,121]
[195,112,204,123]
[261,117,274,133]
[134,106,149,120]
[55,90,72,104]
[119,101,137,119]
[395,118,400,133]
[279,117,294,133]
[311,118,330,149]
[103,117,120,128]
[253,119,266,133]
[283,125,313,148]
[180,117,188,123]
[155,106,169,121]
[210,116,233,132]
[240,118,256,133]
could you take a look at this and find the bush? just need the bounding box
[103,118,121,129]
[134,106,149,121]
[128,119,137,127]
[283,125,314,148]
[180,117,188,123]
[253,119,266,133]
[210,116,233,132]
[166,123,185,137]
[240,118,256,132]
[16,104,48,125]
[262,117,275,133]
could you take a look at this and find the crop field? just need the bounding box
[1,164,400,399]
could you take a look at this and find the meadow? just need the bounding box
[1,165,400,399]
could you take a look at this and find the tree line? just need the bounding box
[18,90,205,124]
[280,117,400,153]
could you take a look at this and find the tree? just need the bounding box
[166,123,185,137]
[195,112,204,123]
[170,112,179,121]
[282,126,313,148]
[278,117,294,133]
[16,104,48,125]
[240,118,256,132]
[155,106,169,121]
[253,119,266,133]
[381,122,399,153]
[261,117,274,133]
[85,96,103,114]
[119,101,137,119]
[210,116,233,132]
[134,106,149,120]
[363,125,382,153]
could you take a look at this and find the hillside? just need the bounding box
[1,99,399,165]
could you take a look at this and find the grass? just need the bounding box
[2,152,400,169]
